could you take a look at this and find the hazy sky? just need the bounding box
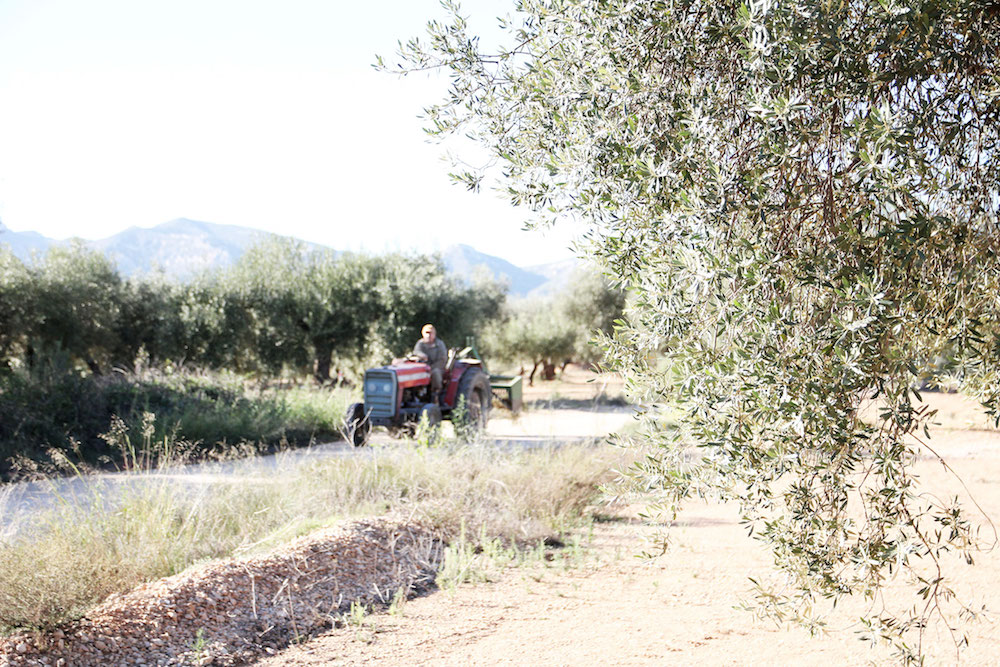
[0,0,580,266]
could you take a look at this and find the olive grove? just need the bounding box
[0,240,505,380]
[0,239,508,474]
[393,0,1000,659]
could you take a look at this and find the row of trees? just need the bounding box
[0,239,505,381]
[0,237,624,383]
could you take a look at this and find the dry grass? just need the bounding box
[0,427,629,633]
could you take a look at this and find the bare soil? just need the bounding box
[261,380,1000,666]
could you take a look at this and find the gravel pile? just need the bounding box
[0,519,442,666]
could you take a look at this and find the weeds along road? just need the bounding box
[0,403,636,540]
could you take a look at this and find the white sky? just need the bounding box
[0,0,580,266]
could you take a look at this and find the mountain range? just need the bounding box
[0,218,576,297]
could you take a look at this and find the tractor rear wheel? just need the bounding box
[455,368,490,434]
[344,402,371,447]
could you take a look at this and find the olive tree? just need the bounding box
[393,0,1000,659]
[0,249,31,371]
[485,266,624,380]
[171,278,250,372]
[562,267,627,366]
[372,253,507,359]
[110,277,189,370]
[299,251,385,382]
[227,238,384,381]
[29,244,124,375]
[485,299,580,383]
[0,246,185,374]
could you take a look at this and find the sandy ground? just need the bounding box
[260,380,1000,667]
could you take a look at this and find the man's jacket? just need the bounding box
[413,338,448,370]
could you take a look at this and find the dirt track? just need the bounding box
[260,385,1000,666]
[0,387,635,540]
[259,496,1000,666]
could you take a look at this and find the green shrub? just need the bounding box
[0,369,353,480]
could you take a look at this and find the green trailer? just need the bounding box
[489,373,523,414]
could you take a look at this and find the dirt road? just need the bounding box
[259,499,1000,666]
[261,390,1000,666]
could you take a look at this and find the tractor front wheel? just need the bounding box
[419,403,442,427]
[344,402,371,447]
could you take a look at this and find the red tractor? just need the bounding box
[344,346,492,446]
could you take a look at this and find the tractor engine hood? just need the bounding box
[387,361,432,389]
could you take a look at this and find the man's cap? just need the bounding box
[421,324,435,334]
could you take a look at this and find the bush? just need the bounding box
[0,368,352,480]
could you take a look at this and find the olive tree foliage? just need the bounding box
[394,0,1000,657]
[111,277,188,369]
[561,267,627,365]
[0,234,505,382]
[174,276,258,372]
[0,245,192,375]
[370,253,507,362]
[485,299,579,383]
[23,244,124,375]
[0,248,32,371]
[227,238,385,381]
[485,266,625,381]
[224,237,506,380]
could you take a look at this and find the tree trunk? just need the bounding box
[560,359,572,374]
[529,360,541,386]
[314,342,333,384]
[542,361,556,381]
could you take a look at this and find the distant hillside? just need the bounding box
[92,218,284,277]
[441,244,550,296]
[0,221,54,260]
[522,257,581,297]
[0,219,573,295]
[0,218,325,279]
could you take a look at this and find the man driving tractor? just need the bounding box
[344,323,498,446]
[412,324,447,403]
